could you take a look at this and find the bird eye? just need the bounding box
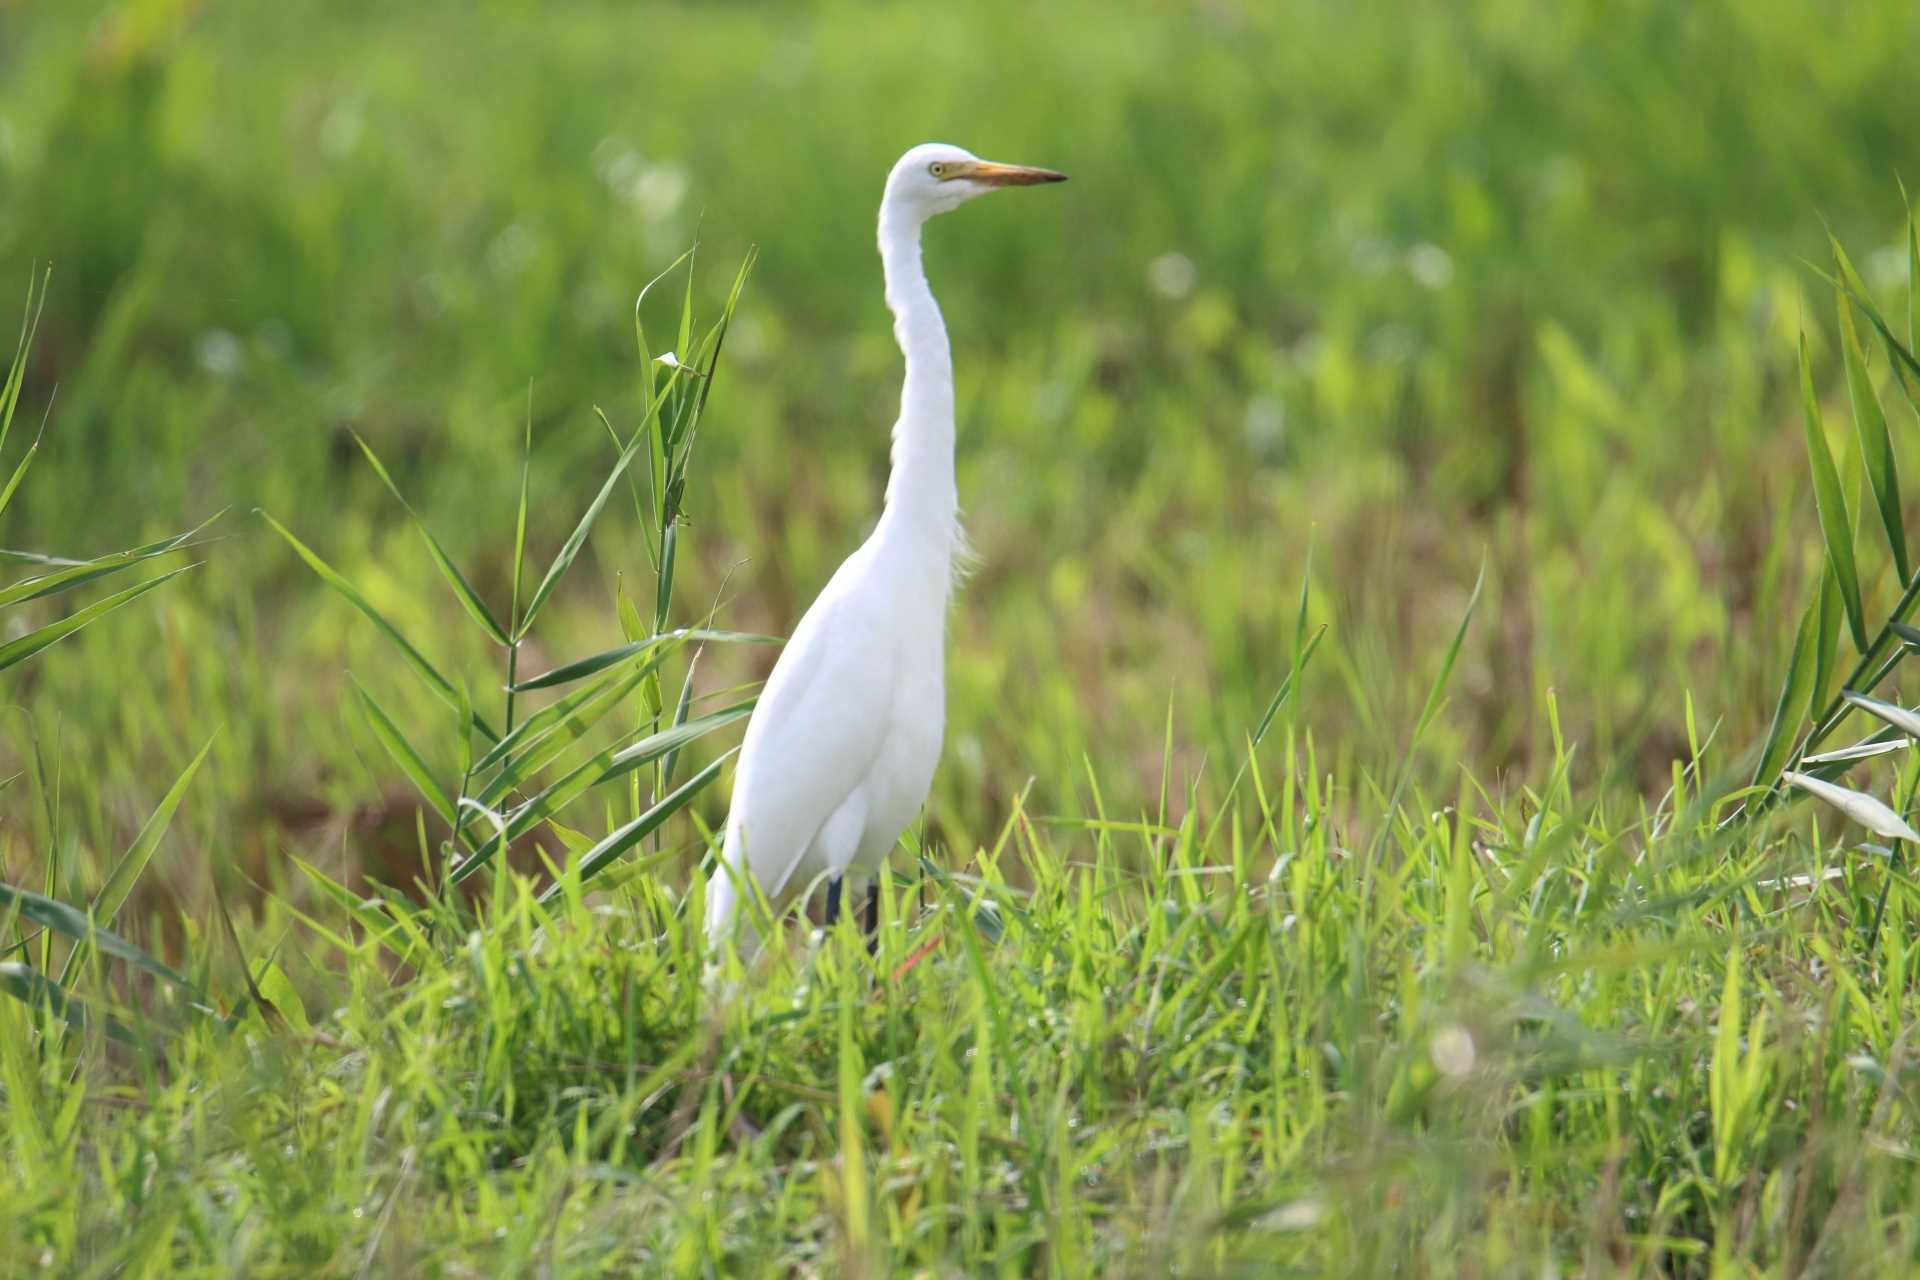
[928,162,947,178]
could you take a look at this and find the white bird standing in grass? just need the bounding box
[704,143,1066,949]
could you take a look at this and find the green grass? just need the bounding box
[6,0,1920,1272]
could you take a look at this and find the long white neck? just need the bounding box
[877,203,958,550]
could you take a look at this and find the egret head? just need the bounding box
[882,143,1067,224]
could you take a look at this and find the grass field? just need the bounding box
[6,0,1920,1273]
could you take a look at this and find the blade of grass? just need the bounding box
[351,675,457,827]
[0,267,49,457]
[58,733,216,986]
[516,408,650,640]
[0,880,194,990]
[0,564,194,673]
[1782,770,1920,843]
[352,432,510,646]
[536,750,732,903]
[1837,287,1908,582]
[0,512,222,608]
[1752,586,1820,788]
[259,511,498,742]
[0,962,139,1045]
[1799,334,1868,650]
[509,627,776,693]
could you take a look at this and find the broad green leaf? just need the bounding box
[660,655,700,786]
[1824,261,1920,425]
[1253,624,1326,748]
[255,960,311,1034]
[655,522,677,629]
[474,655,667,807]
[0,961,139,1045]
[1908,188,1920,357]
[1799,334,1867,650]
[510,627,776,693]
[1782,770,1920,843]
[0,564,193,673]
[471,658,654,780]
[536,750,731,903]
[59,733,216,986]
[260,511,498,742]
[353,432,510,645]
[0,880,194,990]
[1838,288,1908,581]
[0,513,220,609]
[352,676,456,826]
[598,698,753,783]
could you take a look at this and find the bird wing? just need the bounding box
[720,559,897,906]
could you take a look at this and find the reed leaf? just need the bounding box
[1798,334,1867,650]
[0,565,194,673]
[351,432,510,646]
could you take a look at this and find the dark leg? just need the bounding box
[824,876,843,926]
[863,883,879,938]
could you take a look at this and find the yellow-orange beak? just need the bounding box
[960,160,1068,187]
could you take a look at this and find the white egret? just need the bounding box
[704,143,1065,949]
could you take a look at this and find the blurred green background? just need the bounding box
[2,0,1917,907]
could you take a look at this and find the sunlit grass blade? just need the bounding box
[1252,624,1325,748]
[509,627,776,693]
[1798,334,1867,650]
[0,267,48,457]
[459,699,752,885]
[452,741,622,886]
[259,511,498,742]
[352,432,510,645]
[1836,287,1907,581]
[536,750,732,903]
[0,880,194,990]
[516,408,650,639]
[58,732,216,986]
[1781,770,1920,842]
[350,675,456,827]
[0,512,222,608]
[0,564,193,673]
[598,698,753,782]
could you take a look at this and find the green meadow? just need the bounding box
[6,0,1920,1273]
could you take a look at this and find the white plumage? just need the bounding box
[704,143,1066,947]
